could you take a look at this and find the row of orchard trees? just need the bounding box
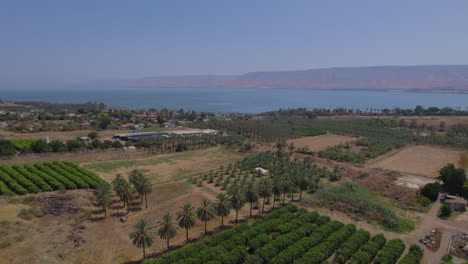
[133,134,244,153]
[0,161,106,195]
[126,152,325,260]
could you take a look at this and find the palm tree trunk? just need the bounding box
[221,215,224,229]
[282,192,286,205]
[262,197,266,213]
[272,195,276,209]
[186,227,189,243]
[204,220,208,234]
[141,192,144,203]
[235,209,238,223]
[299,189,303,201]
[167,238,170,250]
[103,206,107,218]
[290,191,294,202]
[143,244,146,259]
[145,193,148,208]
[249,202,253,217]
[126,199,130,214]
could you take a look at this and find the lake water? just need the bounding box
[1,88,467,113]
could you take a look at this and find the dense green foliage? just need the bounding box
[349,234,387,264]
[315,182,411,231]
[398,244,423,264]
[0,161,106,195]
[420,182,442,202]
[143,205,408,264]
[374,239,406,264]
[438,163,466,196]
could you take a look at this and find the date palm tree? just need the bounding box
[177,203,197,243]
[271,177,282,209]
[94,182,112,218]
[214,193,231,229]
[197,199,215,235]
[158,213,178,250]
[244,181,258,217]
[228,185,245,223]
[112,174,126,206]
[258,178,271,213]
[121,180,134,214]
[140,177,152,208]
[130,219,156,259]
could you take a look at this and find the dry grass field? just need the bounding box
[367,145,467,178]
[286,134,356,151]
[0,147,247,264]
[0,129,132,141]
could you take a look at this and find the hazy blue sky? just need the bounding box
[1,0,468,82]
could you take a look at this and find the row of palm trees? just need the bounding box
[129,183,289,260]
[93,169,153,217]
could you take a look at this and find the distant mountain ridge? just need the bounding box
[111,65,468,92]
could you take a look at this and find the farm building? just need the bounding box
[441,194,467,212]
[113,129,218,141]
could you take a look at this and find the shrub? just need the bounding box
[416,196,431,207]
[398,244,423,264]
[439,204,452,218]
[373,239,405,264]
[420,182,441,202]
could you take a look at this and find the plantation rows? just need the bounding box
[10,139,37,149]
[144,204,419,264]
[0,161,106,195]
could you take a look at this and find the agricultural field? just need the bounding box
[0,147,248,264]
[367,146,467,178]
[286,134,356,152]
[0,161,106,195]
[9,139,37,149]
[81,146,245,183]
[144,204,411,264]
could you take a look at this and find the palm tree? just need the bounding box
[214,193,231,229]
[94,182,112,218]
[282,179,291,206]
[228,185,245,223]
[258,178,271,213]
[140,177,152,208]
[130,219,156,259]
[271,177,283,209]
[176,203,197,243]
[158,213,178,250]
[121,181,134,214]
[297,174,310,201]
[129,169,145,203]
[197,199,215,235]
[112,174,126,205]
[244,181,259,217]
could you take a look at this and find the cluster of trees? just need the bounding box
[133,134,244,153]
[197,152,322,212]
[263,106,468,117]
[438,163,467,197]
[0,161,105,195]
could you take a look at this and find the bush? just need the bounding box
[398,244,423,264]
[439,204,452,218]
[420,182,441,202]
[374,239,405,264]
[416,196,431,207]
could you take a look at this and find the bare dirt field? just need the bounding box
[251,134,356,153]
[286,134,356,151]
[367,145,466,178]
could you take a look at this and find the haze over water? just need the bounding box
[2,88,467,113]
